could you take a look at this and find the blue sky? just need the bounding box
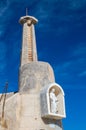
[0,0,86,130]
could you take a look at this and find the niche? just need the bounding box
[40,83,66,119]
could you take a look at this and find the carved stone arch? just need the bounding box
[40,83,66,120]
[47,83,64,95]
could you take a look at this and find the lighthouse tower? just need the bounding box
[0,11,66,130]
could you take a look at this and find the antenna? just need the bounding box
[26,8,28,15]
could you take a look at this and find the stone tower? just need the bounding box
[0,12,66,130]
[19,12,66,129]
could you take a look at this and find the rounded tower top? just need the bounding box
[19,15,38,25]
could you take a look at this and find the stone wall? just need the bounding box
[19,61,55,93]
[0,93,63,130]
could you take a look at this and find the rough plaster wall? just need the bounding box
[0,93,20,130]
[0,93,63,130]
[0,94,64,130]
[19,61,55,93]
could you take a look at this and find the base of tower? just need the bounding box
[0,93,63,130]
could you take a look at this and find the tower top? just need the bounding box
[19,9,38,25]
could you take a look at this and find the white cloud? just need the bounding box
[56,61,72,70]
[72,45,86,56]
[78,71,86,77]
[55,61,72,78]
[79,71,86,77]
[0,0,9,17]
[69,0,86,10]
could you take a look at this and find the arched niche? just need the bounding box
[40,83,66,119]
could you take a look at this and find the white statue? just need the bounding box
[50,88,58,113]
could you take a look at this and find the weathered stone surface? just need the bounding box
[19,61,55,93]
[0,93,63,130]
[0,93,19,130]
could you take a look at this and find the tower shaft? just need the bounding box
[19,16,38,66]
